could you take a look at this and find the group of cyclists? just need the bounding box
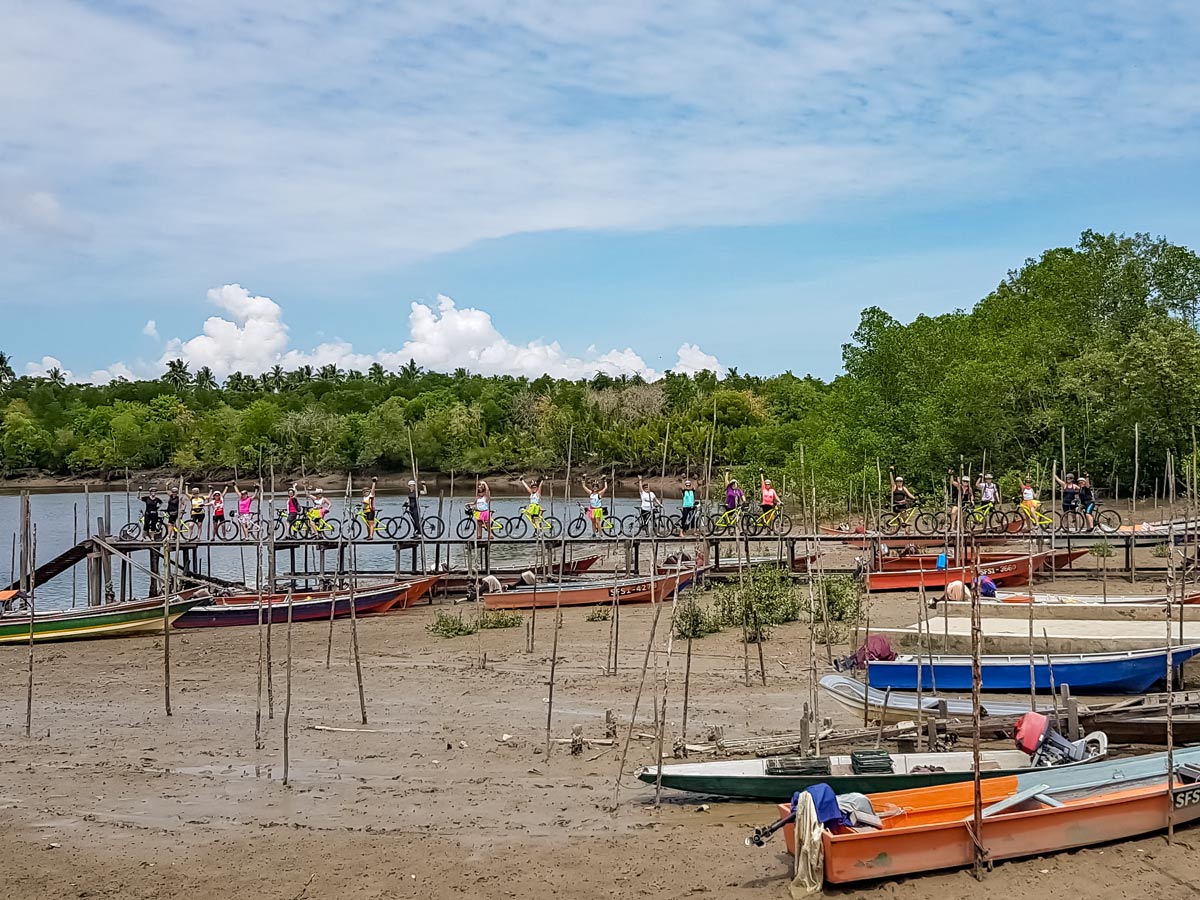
[887,465,1110,534]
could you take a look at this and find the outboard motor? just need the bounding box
[1015,712,1099,767]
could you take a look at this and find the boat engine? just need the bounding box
[1015,712,1092,767]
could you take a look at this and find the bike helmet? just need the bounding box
[1066,473,1076,481]
[984,473,993,479]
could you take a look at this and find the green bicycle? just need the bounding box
[703,504,746,536]
[877,505,923,535]
[567,502,619,538]
[507,504,562,539]
[744,504,792,536]
[456,503,508,539]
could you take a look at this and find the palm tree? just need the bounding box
[0,351,14,385]
[163,358,191,390]
[367,362,386,385]
[345,369,365,382]
[194,366,218,391]
[398,358,422,383]
[317,363,343,383]
[268,364,285,392]
[46,366,67,387]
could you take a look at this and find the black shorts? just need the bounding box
[191,513,205,523]
[1062,502,1079,513]
[365,510,375,521]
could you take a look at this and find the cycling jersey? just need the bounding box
[239,495,255,516]
[979,483,998,502]
[891,488,909,510]
[640,490,656,511]
[681,489,695,509]
[725,486,743,510]
[761,486,778,508]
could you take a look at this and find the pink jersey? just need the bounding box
[238,495,254,515]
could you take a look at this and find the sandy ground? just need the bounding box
[5,577,1200,900]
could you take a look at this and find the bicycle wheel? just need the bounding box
[881,515,902,536]
[455,518,475,540]
[423,517,445,540]
[541,516,563,540]
[216,519,239,541]
[914,512,940,536]
[1058,510,1085,534]
[183,521,200,541]
[1095,509,1122,533]
[119,523,141,541]
[247,519,269,541]
[507,516,530,540]
[322,518,341,540]
[567,516,586,539]
[618,514,639,538]
[987,510,1012,534]
[385,516,410,541]
[346,518,366,540]
[707,514,734,536]
[770,512,792,536]
[600,515,619,537]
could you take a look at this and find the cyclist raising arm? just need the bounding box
[976,473,1001,506]
[759,472,778,514]
[581,477,608,536]
[1053,471,1081,517]
[474,480,492,540]
[636,475,661,534]
[232,481,261,537]
[362,477,378,538]
[406,479,428,534]
[520,475,545,525]
[679,477,698,534]
[948,471,972,529]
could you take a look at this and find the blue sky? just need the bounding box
[3,1,1200,382]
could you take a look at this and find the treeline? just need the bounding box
[2,231,1199,504]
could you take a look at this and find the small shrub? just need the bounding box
[1090,541,1114,559]
[478,609,523,629]
[1152,543,1171,559]
[427,610,478,638]
[585,606,611,622]
[674,597,721,639]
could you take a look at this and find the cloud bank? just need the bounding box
[87,285,720,383]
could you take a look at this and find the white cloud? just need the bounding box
[24,356,72,379]
[142,319,159,339]
[137,285,723,381]
[90,362,137,385]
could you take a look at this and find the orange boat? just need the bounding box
[864,553,1051,591]
[779,746,1200,885]
[482,570,694,610]
[877,548,1087,572]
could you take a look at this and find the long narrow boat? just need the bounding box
[173,580,415,628]
[779,745,1200,884]
[996,588,1200,605]
[636,736,1104,800]
[0,590,208,645]
[864,554,1045,591]
[437,554,603,593]
[867,645,1200,694]
[877,548,1087,572]
[482,570,695,610]
[819,674,1046,724]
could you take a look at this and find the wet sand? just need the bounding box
[5,583,1200,900]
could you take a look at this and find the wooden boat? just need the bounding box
[820,527,1016,549]
[864,554,1043,592]
[482,570,694,610]
[0,590,208,645]
[173,580,414,628]
[779,745,1200,884]
[867,645,1200,694]
[635,736,1105,800]
[436,554,603,593]
[819,674,1045,725]
[877,549,1087,572]
[996,588,1200,605]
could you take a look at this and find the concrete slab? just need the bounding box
[935,602,1200,623]
[874,616,1199,654]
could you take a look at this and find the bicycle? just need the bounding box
[621,506,680,538]
[567,503,619,538]
[345,503,383,540]
[507,504,563,540]
[274,508,340,541]
[1006,502,1059,534]
[703,505,747,537]
[743,504,792,536]
[119,515,167,542]
[877,505,923,535]
[455,503,508,539]
[388,504,445,540]
[928,501,1007,535]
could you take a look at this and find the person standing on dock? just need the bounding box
[724,475,744,512]
[188,487,207,535]
[233,481,261,537]
[165,486,181,530]
[138,487,163,538]
[679,478,697,534]
[581,476,609,536]
[948,472,973,530]
[406,479,427,536]
[759,472,778,515]
[474,480,492,540]
[636,475,662,534]
[286,486,302,534]
[1054,471,1081,516]
[209,486,228,538]
[888,466,917,534]
[976,472,1001,507]
[520,475,546,529]
[363,478,379,538]
[1078,475,1097,531]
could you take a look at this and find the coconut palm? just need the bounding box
[317,363,343,383]
[46,366,67,387]
[267,364,286,392]
[194,366,218,391]
[367,362,386,385]
[162,358,191,390]
[0,350,14,385]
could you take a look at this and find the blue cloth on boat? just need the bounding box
[793,784,845,826]
[936,552,947,570]
[978,575,996,598]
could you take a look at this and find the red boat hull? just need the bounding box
[483,571,693,610]
[865,555,1043,592]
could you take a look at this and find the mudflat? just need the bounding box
[4,593,1200,900]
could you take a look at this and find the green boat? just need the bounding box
[0,590,208,645]
[635,739,1107,801]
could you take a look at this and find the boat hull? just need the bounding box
[483,572,694,610]
[865,556,1038,592]
[0,592,207,645]
[867,645,1200,694]
[174,581,409,628]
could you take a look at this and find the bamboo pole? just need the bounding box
[654,540,687,807]
[255,562,265,751]
[970,557,985,879]
[348,536,368,725]
[283,590,294,784]
[1133,423,1140,583]
[23,495,34,736]
[165,476,184,716]
[1027,539,1036,711]
[544,427,574,754]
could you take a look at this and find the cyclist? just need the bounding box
[947,471,973,529]
[362,478,379,538]
[188,487,207,533]
[209,486,228,535]
[636,475,662,534]
[520,475,546,529]
[759,472,779,516]
[724,476,744,512]
[285,486,302,532]
[406,479,428,534]
[1019,476,1039,515]
[888,466,917,532]
[233,482,261,537]
[138,487,163,537]
[1054,471,1081,516]
[165,486,181,528]
[581,477,609,535]
[304,485,331,530]
[1079,476,1097,531]
[474,480,492,540]
[679,478,698,534]
[976,473,1001,506]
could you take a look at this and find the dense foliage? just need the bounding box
[3,232,1199,506]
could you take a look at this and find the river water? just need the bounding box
[0,488,674,610]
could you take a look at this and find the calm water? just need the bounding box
[0,488,683,610]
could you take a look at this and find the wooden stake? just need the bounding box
[970,559,985,879]
[544,427,574,754]
[23,494,34,736]
[348,537,367,725]
[283,590,294,784]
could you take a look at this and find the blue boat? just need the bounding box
[867,645,1200,694]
